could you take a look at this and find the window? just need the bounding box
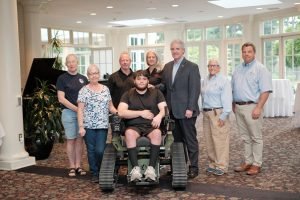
[206,26,221,40]
[41,28,48,42]
[227,43,241,77]
[226,24,243,38]
[187,46,200,65]
[51,29,70,44]
[92,33,106,46]
[284,37,300,85]
[128,34,145,46]
[130,50,145,71]
[186,29,202,41]
[263,19,279,35]
[264,40,279,79]
[148,32,164,44]
[206,44,220,61]
[73,31,89,45]
[92,48,113,79]
[283,15,300,33]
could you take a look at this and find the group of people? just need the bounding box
[56,39,272,183]
[201,42,272,176]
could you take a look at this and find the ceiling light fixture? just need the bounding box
[172,4,179,7]
[256,7,263,10]
[106,6,113,9]
[90,13,96,16]
[208,0,282,9]
[109,18,165,26]
[147,7,157,10]
[218,16,223,18]
[76,21,82,24]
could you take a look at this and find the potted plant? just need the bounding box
[48,31,63,70]
[23,78,64,160]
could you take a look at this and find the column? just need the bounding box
[19,1,42,89]
[0,0,35,170]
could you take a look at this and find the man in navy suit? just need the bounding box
[161,39,201,178]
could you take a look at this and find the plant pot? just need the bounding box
[25,138,54,160]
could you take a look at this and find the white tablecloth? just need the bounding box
[264,79,294,117]
[293,83,300,127]
[0,122,5,146]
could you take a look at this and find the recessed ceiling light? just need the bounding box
[256,7,263,10]
[172,4,179,7]
[76,21,82,24]
[218,16,223,18]
[147,7,157,10]
[208,0,281,9]
[295,3,300,5]
[90,13,96,16]
[109,18,165,26]
[106,6,113,9]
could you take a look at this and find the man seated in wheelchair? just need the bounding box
[118,70,167,182]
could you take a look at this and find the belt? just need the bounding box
[203,107,223,112]
[235,101,255,105]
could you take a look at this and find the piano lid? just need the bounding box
[22,58,66,97]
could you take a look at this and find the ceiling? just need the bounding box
[19,0,300,29]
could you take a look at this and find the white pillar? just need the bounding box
[0,0,35,170]
[19,2,42,89]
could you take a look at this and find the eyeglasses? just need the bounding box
[88,72,99,76]
[207,65,219,68]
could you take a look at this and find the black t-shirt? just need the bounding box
[107,69,135,108]
[120,88,165,126]
[56,72,88,109]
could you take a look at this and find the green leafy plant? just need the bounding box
[23,79,64,144]
[48,31,63,70]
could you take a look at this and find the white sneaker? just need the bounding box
[130,166,142,182]
[144,166,157,181]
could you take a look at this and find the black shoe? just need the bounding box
[188,166,199,179]
[188,170,198,178]
[91,175,99,183]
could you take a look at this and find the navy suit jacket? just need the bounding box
[162,58,201,119]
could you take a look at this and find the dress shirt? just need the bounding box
[202,73,232,121]
[231,59,272,102]
[172,57,184,83]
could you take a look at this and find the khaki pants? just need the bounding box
[203,109,230,172]
[235,104,263,167]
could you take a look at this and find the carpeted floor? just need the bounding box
[0,114,299,200]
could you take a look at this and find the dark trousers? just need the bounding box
[172,115,199,170]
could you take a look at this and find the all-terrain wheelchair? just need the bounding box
[99,109,187,191]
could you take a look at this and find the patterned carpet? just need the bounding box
[0,115,299,200]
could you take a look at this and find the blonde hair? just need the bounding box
[87,64,100,75]
[146,50,162,71]
[119,51,131,62]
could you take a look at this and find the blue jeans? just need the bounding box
[61,109,79,139]
[84,129,108,176]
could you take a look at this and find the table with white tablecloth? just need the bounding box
[293,83,300,127]
[264,79,294,117]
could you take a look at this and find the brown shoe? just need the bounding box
[234,163,252,172]
[246,165,261,175]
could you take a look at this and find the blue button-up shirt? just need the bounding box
[172,57,184,83]
[231,59,272,102]
[202,73,232,121]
